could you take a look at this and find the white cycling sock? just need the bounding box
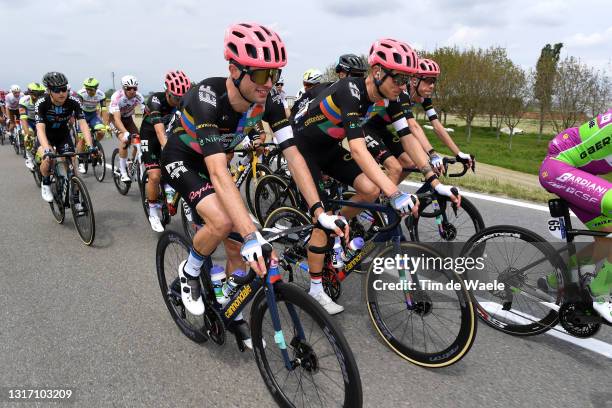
[119,157,127,173]
[184,248,204,278]
[309,278,323,295]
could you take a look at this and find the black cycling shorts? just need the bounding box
[295,135,363,196]
[140,122,161,170]
[160,135,215,210]
[363,124,404,159]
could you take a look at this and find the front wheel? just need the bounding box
[92,141,106,182]
[69,176,95,245]
[254,174,298,224]
[250,282,362,408]
[365,242,477,367]
[112,148,130,195]
[460,225,566,336]
[413,196,484,243]
[49,175,65,224]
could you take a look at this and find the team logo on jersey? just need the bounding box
[541,171,548,179]
[349,82,360,100]
[579,136,610,159]
[562,133,569,139]
[199,85,216,107]
[151,96,160,105]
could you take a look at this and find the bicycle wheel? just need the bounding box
[365,242,477,367]
[254,174,298,224]
[111,148,130,195]
[13,132,20,155]
[69,176,96,245]
[250,282,362,408]
[32,163,42,188]
[156,231,207,343]
[92,141,106,182]
[413,196,485,243]
[460,225,565,336]
[263,207,312,291]
[49,176,65,224]
[244,162,272,216]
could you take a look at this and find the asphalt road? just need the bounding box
[0,139,609,408]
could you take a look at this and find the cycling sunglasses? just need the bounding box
[238,65,282,86]
[50,86,68,93]
[124,87,138,92]
[382,69,412,86]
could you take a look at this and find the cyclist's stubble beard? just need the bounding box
[50,92,67,105]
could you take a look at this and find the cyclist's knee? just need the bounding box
[354,177,380,202]
[384,157,403,184]
[148,169,161,184]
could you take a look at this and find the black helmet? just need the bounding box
[335,54,368,75]
[43,71,69,88]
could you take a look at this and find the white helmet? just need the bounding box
[302,69,322,85]
[10,84,20,92]
[121,75,138,88]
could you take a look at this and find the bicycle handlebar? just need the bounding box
[44,151,93,159]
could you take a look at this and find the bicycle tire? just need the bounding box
[365,241,477,367]
[69,176,96,245]
[254,174,298,224]
[250,282,363,408]
[111,148,131,195]
[32,164,42,188]
[13,132,20,155]
[92,141,106,182]
[49,175,66,224]
[244,162,272,216]
[413,196,485,243]
[156,231,208,343]
[460,225,565,336]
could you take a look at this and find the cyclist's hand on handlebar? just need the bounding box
[456,151,474,171]
[240,231,270,278]
[87,145,98,155]
[430,153,444,175]
[434,183,461,207]
[121,131,130,143]
[317,213,349,238]
[42,147,53,160]
[390,191,419,217]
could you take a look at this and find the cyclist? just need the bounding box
[35,72,95,204]
[403,58,474,174]
[161,22,347,339]
[335,53,368,79]
[5,85,22,142]
[141,70,191,232]
[272,76,290,117]
[539,108,612,322]
[109,75,145,182]
[19,82,46,170]
[292,39,461,313]
[296,68,322,100]
[75,77,109,173]
[0,89,6,132]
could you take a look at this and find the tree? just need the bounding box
[534,43,563,139]
[551,56,593,132]
[499,65,528,150]
[105,88,115,99]
[453,48,488,142]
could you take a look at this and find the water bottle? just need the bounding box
[163,184,177,215]
[239,153,251,166]
[332,236,345,268]
[209,265,227,306]
[223,269,246,301]
[344,237,365,261]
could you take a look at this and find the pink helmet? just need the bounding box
[368,39,419,74]
[164,70,191,96]
[417,58,441,78]
[224,23,287,68]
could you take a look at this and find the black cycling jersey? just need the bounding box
[167,77,292,157]
[161,77,293,210]
[292,77,412,144]
[142,92,176,128]
[289,82,333,121]
[34,95,84,130]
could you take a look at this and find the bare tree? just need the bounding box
[551,56,593,132]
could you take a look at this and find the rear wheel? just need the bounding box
[92,141,106,182]
[244,162,272,216]
[254,174,298,224]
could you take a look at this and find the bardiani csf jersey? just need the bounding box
[76,88,106,113]
[108,88,145,118]
[167,77,293,157]
[34,95,85,129]
[292,77,411,142]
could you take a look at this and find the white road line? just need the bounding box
[480,301,612,358]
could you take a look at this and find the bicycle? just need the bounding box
[111,133,144,195]
[78,126,110,182]
[12,125,22,155]
[263,194,478,367]
[156,230,363,407]
[459,198,611,338]
[404,156,484,244]
[45,151,96,245]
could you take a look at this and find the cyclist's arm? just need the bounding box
[147,95,167,147]
[72,97,93,146]
[406,117,434,154]
[153,123,166,147]
[348,136,398,196]
[34,99,51,150]
[18,104,30,134]
[111,111,128,134]
[430,118,460,155]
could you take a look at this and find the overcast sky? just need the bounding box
[1,0,610,95]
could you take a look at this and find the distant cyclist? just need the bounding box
[19,82,46,170]
[539,108,612,322]
[141,70,191,232]
[76,77,108,173]
[108,75,145,182]
[5,85,22,141]
[296,68,322,100]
